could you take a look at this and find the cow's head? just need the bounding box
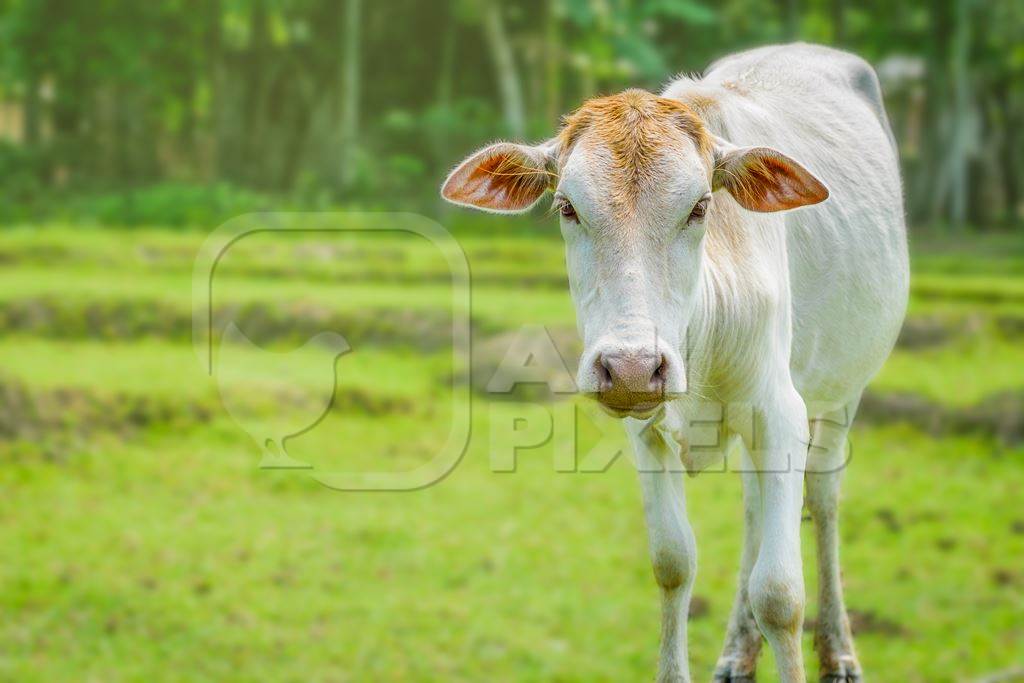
[442,89,828,418]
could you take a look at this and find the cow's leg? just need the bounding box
[714,440,763,682]
[628,420,697,683]
[806,400,862,682]
[744,387,809,683]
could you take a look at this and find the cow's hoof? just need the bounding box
[712,661,755,682]
[819,653,862,682]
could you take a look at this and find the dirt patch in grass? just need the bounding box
[995,315,1024,339]
[264,384,417,417]
[804,609,909,637]
[687,595,710,620]
[0,377,213,460]
[859,389,1024,444]
[218,300,476,351]
[0,243,74,265]
[896,312,1024,349]
[222,264,570,289]
[0,376,417,459]
[466,325,582,401]
[0,296,480,350]
[896,315,977,349]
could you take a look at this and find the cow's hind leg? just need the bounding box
[806,399,862,682]
[714,439,763,682]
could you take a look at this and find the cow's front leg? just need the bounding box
[744,389,810,683]
[628,418,697,683]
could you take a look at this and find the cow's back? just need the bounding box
[665,44,909,408]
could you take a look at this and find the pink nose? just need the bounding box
[595,350,668,410]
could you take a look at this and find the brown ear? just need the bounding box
[712,145,829,212]
[441,142,555,214]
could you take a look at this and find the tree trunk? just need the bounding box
[51,75,84,187]
[544,0,561,129]
[433,20,457,215]
[23,70,41,147]
[339,0,362,192]
[241,0,271,186]
[917,0,953,225]
[206,0,225,180]
[435,19,456,156]
[995,79,1020,224]
[481,0,526,139]
[948,0,971,228]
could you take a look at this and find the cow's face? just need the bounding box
[442,89,828,418]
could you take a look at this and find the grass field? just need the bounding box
[1,221,1022,682]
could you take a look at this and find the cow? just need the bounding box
[441,43,908,683]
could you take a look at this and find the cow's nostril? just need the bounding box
[650,354,668,392]
[595,355,613,392]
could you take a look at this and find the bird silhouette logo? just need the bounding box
[193,213,471,491]
[215,322,352,469]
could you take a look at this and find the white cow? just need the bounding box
[442,43,908,683]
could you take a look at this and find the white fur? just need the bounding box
[444,43,908,683]
[650,44,905,683]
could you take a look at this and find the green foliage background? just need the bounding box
[0,0,1021,227]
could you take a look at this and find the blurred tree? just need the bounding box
[0,0,1018,225]
[479,0,527,138]
[339,0,362,191]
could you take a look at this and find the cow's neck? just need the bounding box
[683,201,777,403]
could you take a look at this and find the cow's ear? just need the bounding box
[441,141,557,214]
[711,139,829,212]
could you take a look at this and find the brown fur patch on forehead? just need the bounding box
[558,89,712,211]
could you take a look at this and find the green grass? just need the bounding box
[1,224,1023,682]
[0,224,569,286]
[2,414,1021,682]
[912,273,1024,303]
[873,335,1024,406]
[0,338,449,400]
[0,266,575,333]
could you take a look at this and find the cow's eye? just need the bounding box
[688,193,711,224]
[557,198,578,222]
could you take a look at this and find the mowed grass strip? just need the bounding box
[0,267,575,339]
[912,273,1024,304]
[0,226,570,289]
[0,339,451,462]
[873,335,1024,407]
[8,226,1024,295]
[3,265,1024,356]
